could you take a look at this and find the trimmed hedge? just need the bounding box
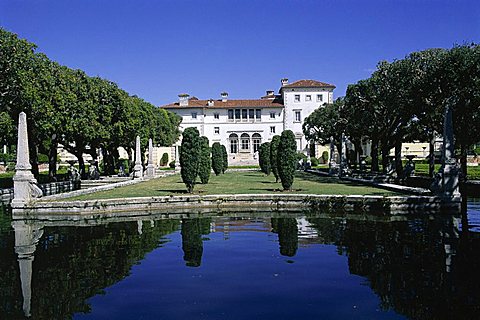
[221,144,228,173]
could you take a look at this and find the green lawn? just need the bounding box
[70,170,398,201]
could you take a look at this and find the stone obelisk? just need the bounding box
[11,112,42,207]
[146,138,155,178]
[328,136,336,175]
[133,136,143,179]
[339,133,348,177]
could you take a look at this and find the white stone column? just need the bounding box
[339,133,348,177]
[133,135,143,179]
[328,136,336,175]
[146,138,155,178]
[12,112,42,207]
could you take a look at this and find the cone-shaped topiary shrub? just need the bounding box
[198,136,211,184]
[180,127,200,193]
[259,142,271,175]
[270,135,280,182]
[278,130,297,190]
[221,144,228,173]
[211,142,223,175]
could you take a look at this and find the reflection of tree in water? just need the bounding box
[0,219,179,320]
[307,215,480,320]
[271,218,298,257]
[181,218,211,267]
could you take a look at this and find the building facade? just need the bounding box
[161,78,335,165]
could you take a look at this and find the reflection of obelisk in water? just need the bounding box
[12,220,44,318]
[137,220,143,235]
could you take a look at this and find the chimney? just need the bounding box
[266,90,274,96]
[178,93,190,107]
[281,78,289,86]
[207,99,214,107]
[221,92,228,102]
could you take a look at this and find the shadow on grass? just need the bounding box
[155,189,188,194]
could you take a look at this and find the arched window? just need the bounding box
[229,133,238,154]
[240,133,250,151]
[252,133,262,153]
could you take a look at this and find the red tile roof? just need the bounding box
[161,98,284,109]
[283,79,336,89]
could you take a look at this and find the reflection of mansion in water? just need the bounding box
[161,78,335,165]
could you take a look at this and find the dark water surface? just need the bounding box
[1,203,480,319]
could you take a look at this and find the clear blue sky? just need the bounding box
[1,0,479,105]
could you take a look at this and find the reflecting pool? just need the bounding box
[1,205,480,319]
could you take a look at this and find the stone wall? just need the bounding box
[1,180,81,204]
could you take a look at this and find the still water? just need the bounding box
[1,204,480,320]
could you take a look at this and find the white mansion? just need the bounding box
[161,78,335,164]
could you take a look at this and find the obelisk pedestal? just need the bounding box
[133,136,143,179]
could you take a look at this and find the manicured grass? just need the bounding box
[414,163,480,179]
[70,170,398,200]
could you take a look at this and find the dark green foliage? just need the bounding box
[0,28,180,180]
[221,144,228,173]
[160,153,169,166]
[270,135,280,182]
[198,136,211,184]
[322,151,329,164]
[278,130,297,190]
[310,157,319,167]
[211,142,223,175]
[169,161,176,169]
[258,142,271,175]
[180,127,200,193]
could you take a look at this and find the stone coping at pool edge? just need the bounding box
[13,193,461,217]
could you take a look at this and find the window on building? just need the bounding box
[317,94,323,102]
[214,127,220,134]
[235,109,241,120]
[252,133,262,153]
[255,109,261,120]
[249,109,255,119]
[270,126,276,134]
[294,94,300,102]
[229,133,238,153]
[240,133,250,151]
[306,95,312,101]
[295,111,301,122]
[191,112,197,119]
[242,109,248,120]
[228,109,234,120]
[270,112,276,119]
[214,113,219,119]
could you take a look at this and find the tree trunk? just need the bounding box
[381,144,390,174]
[394,138,403,177]
[371,137,379,172]
[460,144,468,196]
[48,139,58,182]
[429,132,435,178]
[30,144,39,179]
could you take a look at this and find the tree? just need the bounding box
[211,142,223,175]
[258,142,271,175]
[180,127,200,193]
[278,130,297,190]
[221,144,228,173]
[198,136,211,184]
[270,135,280,182]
